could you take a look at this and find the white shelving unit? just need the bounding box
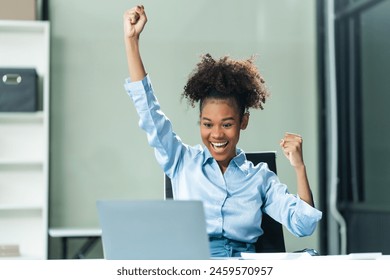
[0,20,50,259]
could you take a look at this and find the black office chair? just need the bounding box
[164,151,286,253]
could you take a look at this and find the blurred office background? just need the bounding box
[318,0,390,255]
[26,0,388,257]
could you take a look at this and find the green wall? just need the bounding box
[49,0,320,257]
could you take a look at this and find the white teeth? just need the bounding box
[212,142,228,147]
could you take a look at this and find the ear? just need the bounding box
[240,112,249,130]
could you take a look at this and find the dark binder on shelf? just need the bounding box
[0,68,38,112]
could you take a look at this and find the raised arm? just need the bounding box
[123,5,147,81]
[280,133,314,207]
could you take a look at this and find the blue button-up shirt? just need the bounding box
[125,75,322,244]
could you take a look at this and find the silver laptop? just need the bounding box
[96,200,210,260]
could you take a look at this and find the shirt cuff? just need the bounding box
[296,196,323,221]
[124,74,152,94]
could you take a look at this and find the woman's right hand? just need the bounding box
[123,5,147,39]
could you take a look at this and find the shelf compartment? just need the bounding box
[0,120,46,161]
[0,21,49,112]
[0,165,45,206]
[0,209,46,259]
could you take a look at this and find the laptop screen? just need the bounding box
[97,200,210,260]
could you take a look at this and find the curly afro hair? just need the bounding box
[182,53,269,118]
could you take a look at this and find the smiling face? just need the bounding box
[200,97,249,173]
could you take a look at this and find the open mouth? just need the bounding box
[211,141,228,150]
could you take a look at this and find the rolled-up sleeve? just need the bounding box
[124,75,184,177]
[261,168,322,237]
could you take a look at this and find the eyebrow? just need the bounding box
[201,117,236,122]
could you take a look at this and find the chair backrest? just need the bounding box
[164,151,286,253]
[245,152,286,252]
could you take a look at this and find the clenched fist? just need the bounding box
[280,132,305,168]
[123,5,147,39]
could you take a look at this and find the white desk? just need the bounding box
[48,228,101,259]
[241,252,389,260]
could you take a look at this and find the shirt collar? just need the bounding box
[231,148,249,173]
[202,146,214,165]
[202,146,247,171]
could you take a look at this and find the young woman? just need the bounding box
[123,5,322,258]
